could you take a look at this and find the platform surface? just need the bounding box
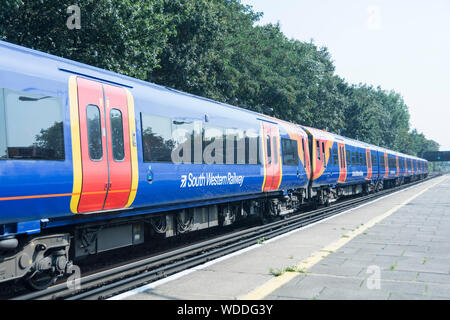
[115,175,449,300]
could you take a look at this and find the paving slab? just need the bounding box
[267,175,450,300]
[116,175,449,300]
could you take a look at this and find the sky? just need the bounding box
[241,0,450,150]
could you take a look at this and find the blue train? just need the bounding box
[0,40,428,289]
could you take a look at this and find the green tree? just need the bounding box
[0,0,173,79]
[0,0,439,158]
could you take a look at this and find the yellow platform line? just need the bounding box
[241,176,446,300]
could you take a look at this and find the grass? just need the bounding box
[284,266,298,272]
[269,268,284,277]
[269,266,308,276]
[390,262,398,271]
[257,237,266,244]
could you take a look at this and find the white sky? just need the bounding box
[241,0,450,150]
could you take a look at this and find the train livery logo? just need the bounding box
[180,172,244,188]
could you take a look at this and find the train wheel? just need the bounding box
[26,271,57,291]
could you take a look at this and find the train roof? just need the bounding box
[0,40,273,123]
[302,126,375,149]
[0,41,429,163]
[302,126,427,161]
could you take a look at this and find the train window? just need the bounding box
[388,156,395,169]
[245,131,260,164]
[236,132,246,164]
[266,135,272,164]
[273,136,278,164]
[351,152,356,165]
[172,119,196,164]
[0,89,6,159]
[346,150,351,166]
[110,109,125,161]
[281,138,299,166]
[332,148,338,165]
[0,89,64,160]
[301,138,306,165]
[141,113,174,162]
[86,105,103,161]
[316,140,321,161]
[340,147,345,168]
[226,129,245,165]
[203,125,225,164]
[380,155,385,168]
[321,142,326,166]
[225,131,236,165]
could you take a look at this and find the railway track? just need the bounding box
[11,174,442,300]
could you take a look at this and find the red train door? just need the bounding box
[103,84,132,210]
[384,152,389,178]
[77,78,109,212]
[396,156,399,177]
[338,143,347,183]
[261,121,282,191]
[76,78,133,213]
[404,158,408,176]
[366,149,372,180]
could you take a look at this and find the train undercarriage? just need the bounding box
[0,175,427,291]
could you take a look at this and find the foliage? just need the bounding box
[0,0,439,156]
[0,0,173,79]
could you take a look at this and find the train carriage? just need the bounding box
[301,127,384,203]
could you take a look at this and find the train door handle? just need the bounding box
[132,131,137,147]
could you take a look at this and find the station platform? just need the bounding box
[113,174,450,300]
